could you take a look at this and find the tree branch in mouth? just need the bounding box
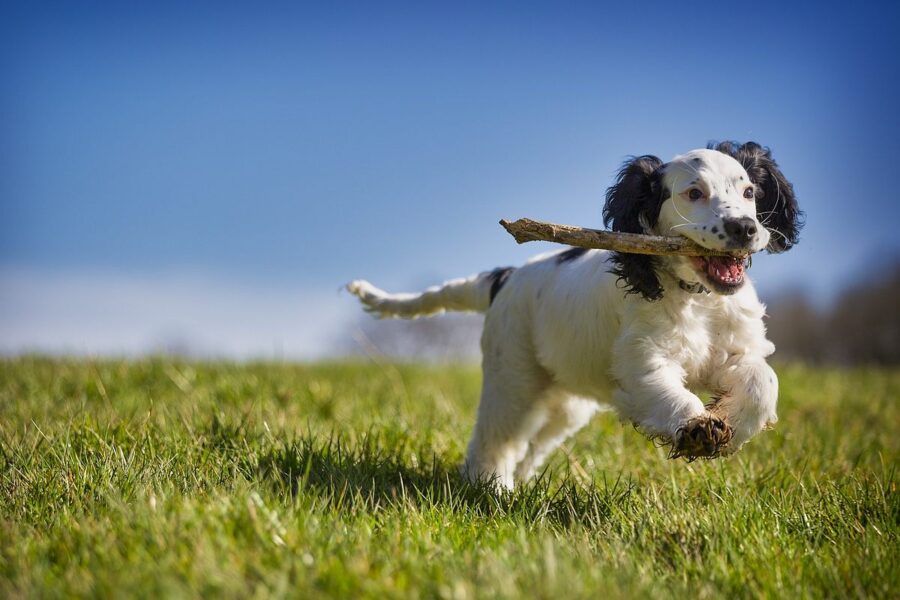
[500,218,752,258]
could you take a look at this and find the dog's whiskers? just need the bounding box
[668,174,699,229]
[767,228,789,244]
[668,222,697,231]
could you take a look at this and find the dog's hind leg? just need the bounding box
[514,395,599,482]
[462,363,552,490]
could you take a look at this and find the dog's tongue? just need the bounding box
[708,256,743,280]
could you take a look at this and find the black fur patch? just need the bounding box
[709,141,803,253]
[488,267,515,305]
[609,254,663,301]
[602,155,667,301]
[556,247,588,264]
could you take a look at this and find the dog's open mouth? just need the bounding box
[691,255,746,289]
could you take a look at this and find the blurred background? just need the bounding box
[2,2,898,365]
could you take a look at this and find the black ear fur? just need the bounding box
[710,141,803,253]
[602,155,666,301]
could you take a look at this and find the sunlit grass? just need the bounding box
[1,358,897,598]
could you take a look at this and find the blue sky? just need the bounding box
[2,2,899,357]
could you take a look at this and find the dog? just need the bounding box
[348,141,801,489]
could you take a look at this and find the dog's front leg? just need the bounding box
[707,355,778,452]
[611,340,732,459]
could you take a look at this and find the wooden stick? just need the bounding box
[500,218,750,257]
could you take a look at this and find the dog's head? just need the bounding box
[602,142,802,300]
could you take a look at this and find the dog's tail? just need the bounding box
[346,267,515,319]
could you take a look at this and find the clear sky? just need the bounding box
[2,2,899,358]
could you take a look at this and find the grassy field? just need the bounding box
[1,357,897,598]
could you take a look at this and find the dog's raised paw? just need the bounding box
[671,414,734,460]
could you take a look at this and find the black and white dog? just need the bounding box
[349,141,801,489]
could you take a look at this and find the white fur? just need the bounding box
[348,149,780,489]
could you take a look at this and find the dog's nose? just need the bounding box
[723,217,758,245]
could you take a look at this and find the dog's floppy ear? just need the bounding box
[711,141,803,253]
[602,155,666,301]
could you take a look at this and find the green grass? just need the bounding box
[1,357,897,599]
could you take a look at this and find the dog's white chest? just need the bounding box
[662,300,719,384]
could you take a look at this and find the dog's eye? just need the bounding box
[688,188,703,201]
[743,187,755,200]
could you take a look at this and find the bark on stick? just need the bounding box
[500,218,749,257]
